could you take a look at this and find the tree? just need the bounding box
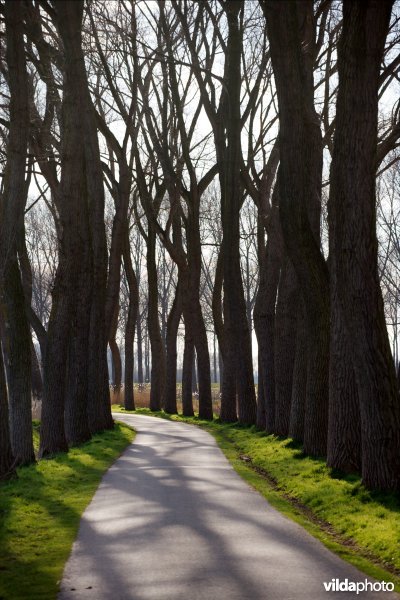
[173,0,258,424]
[40,0,114,456]
[261,0,330,456]
[0,0,35,465]
[164,280,182,414]
[329,0,400,491]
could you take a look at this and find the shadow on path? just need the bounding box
[58,414,399,600]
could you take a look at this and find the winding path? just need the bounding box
[59,414,398,600]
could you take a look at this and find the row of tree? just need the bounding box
[0,0,399,491]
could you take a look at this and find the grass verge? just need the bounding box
[113,406,400,591]
[0,421,135,600]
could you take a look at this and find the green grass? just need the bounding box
[114,406,400,591]
[0,422,135,600]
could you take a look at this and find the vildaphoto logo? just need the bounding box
[323,579,395,594]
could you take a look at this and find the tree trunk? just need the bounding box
[256,356,266,430]
[145,332,150,383]
[254,195,283,433]
[1,261,35,464]
[274,256,298,437]
[220,2,257,425]
[327,291,361,473]
[182,334,194,417]
[289,303,307,442]
[65,179,93,446]
[85,87,113,436]
[137,316,144,384]
[123,228,139,411]
[17,223,44,405]
[165,282,182,414]
[1,1,34,465]
[183,204,213,420]
[213,250,237,421]
[40,1,96,456]
[147,224,166,410]
[40,255,71,456]
[193,310,213,419]
[64,290,92,447]
[262,0,329,456]
[64,228,92,445]
[109,303,122,393]
[192,351,198,394]
[329,0,399,491]
[213,335,218,384]
[219,348,224,395]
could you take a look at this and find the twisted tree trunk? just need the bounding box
[1,1,34,465]
[329,0,399,491]
[220,2,257,425]
[262,0,329,456]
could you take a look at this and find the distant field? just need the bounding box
[109,383,222,415]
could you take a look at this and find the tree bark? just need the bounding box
[137,316,144,384]
[1,1,34,465]
[220,2,257,425]
[64,285,92,447]
[192,351,198,394]
[123,228,139,411]
[40,1,97,455]
[65,174,93,446]
[109,303,122,393]
[182,334,194,417]
[262,0,329,456]
[145,333,150,383]
[64,226,92,445]
[181,205,213,420]
[165,282,182,414]
[327,290,361,473]
[147,224,166,410]
[329,0,399,490]
[274,256,298,437]
[85,99,113,435]
[17,223,44,404]
[254,194,283,433]
[289,303,307,442]
[213,335,218,384]
[213,250,237,421]
[256,356,266,430]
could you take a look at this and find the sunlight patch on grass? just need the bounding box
[0,422,135,600]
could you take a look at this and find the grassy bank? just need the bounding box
[113,406,400,591]
[0,422,135,600]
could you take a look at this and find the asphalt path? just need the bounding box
[58,413,399,600]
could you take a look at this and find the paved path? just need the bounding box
[59,414,398,600]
